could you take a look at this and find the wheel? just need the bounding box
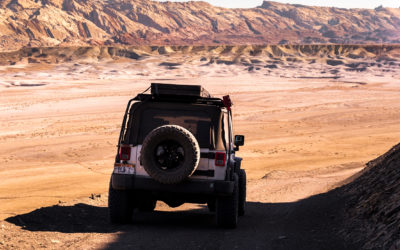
[108,179,134,224]
[216,174,239,228]
[140,125,200,184]
[238,169,247,216]
[207,199,216,212]
[138,198,157,212]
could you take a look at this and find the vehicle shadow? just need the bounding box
[5,189,360,249]
[5,203,112,233]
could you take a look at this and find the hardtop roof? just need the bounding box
[133,83,225,108]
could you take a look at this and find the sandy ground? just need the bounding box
[1,54,400,248]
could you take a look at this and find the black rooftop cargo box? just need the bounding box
[151,83,212,98]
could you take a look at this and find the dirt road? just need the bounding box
[3,189,358,250]
[1,56,400,248]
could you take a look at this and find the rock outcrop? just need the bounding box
[343,143,400,249]
[0,0,400,51]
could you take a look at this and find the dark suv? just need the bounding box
[109,83,246,228]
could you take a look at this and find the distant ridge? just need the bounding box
[1,44,399,66]
[0,0,400,51]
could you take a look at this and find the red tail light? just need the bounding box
[223,95,233,111]
[120,145,131,161]
[215,152,226,166]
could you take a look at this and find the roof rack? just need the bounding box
[133,83,224,107]
[133,94,224,107]
[151,83,212,98]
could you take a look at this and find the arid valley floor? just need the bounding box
[0,45,400,249]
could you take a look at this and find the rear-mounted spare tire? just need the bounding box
[140,125,200,184]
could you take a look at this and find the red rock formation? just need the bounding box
[0,0,399,51]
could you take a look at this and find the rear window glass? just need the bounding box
[138,108,212,147]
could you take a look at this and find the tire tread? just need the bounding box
[141,125,200,184]
[238,169,246,216]
[108,180,133,224]
[216,174,239,228]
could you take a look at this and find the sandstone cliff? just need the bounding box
[0,0,400,51]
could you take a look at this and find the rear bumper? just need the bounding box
[111,174,234,196]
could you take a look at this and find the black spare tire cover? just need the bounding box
[140,125,200,184]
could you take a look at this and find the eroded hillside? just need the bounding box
[1,44,400,66]
[342,144,400,249]
[0,0,400,51]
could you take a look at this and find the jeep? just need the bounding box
[108,83,246,228]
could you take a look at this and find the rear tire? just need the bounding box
[108,179,134,224]
[238,169,247,216]
[216,174,239,228]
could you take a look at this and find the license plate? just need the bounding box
[114,163,135,174]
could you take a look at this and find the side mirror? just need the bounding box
[234,135,245,151]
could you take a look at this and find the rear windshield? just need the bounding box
[124,102,222,149]
[138,108,212,147]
